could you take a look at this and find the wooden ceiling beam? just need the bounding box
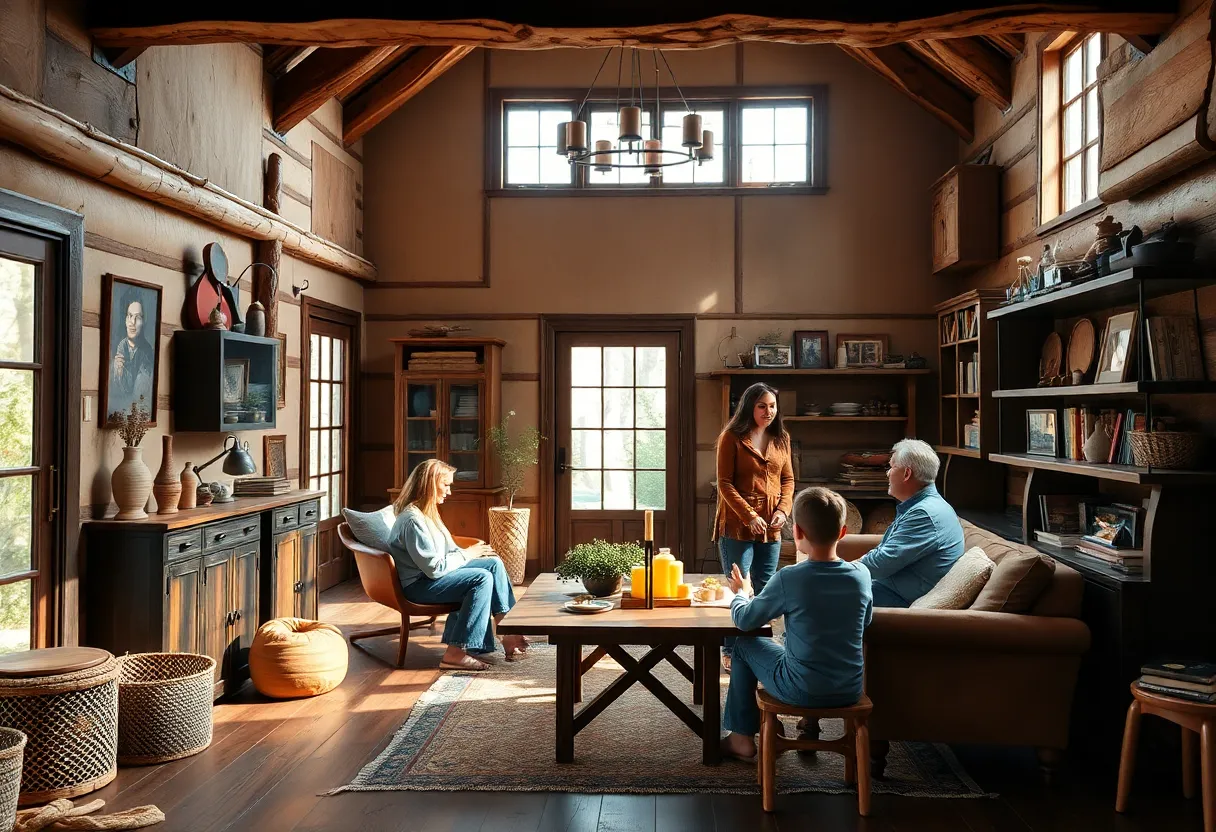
[840,45,974,141]
[272,45,398,134]
[101,46,146,69]
[89,6,1176,49]
[343,46,473,146]
[984,33,1026,57]
[337,45,414,104]
[263,45,315,77]
[906,37,1012,110]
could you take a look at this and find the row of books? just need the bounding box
[1056,407,1146,465]
[407,350,481,372]
[234,477,291,496]
[1145,316,1206,381]
[1137,659,1216,704]
[956,359,979,395]
[941,307,979,343]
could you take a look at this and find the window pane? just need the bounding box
[603,346,633,386]
[0,581,31,655]
[1086,147,1100,203]
[571,469,601,510]
[319,382,331,428]
[603,430,634,469]
[1064,154,1083,211]
[774,145,808,183]
[309,431,319,476]
[774,106,808,144]
[318,337,331,382]
[309,381,319,428]
[309,476,319,491]
[636,471,665,510]
[603,470,634,510]
[332,429,342,473]
[0,258,35,363]
[1086,34,1101,85]
[1063,101,1082,156]
[539,109,569,141]
[1064,46,1083,101]
[635,347,665,386]
[507,147,540,185]
[571,347,602,386]
[1086,88,1099,143]
[602,388,633,428]
[330,473,341,519]
[318,428,331,474]
[332,339,343,381]
[635,388,665,428]
[589,109,652,186]
[742,145,775,183]
[507,108,539,146]
[309,334,319,378]
[741,107,774,145]
[540,149,572,185]
[635,430,665,469]
[331,384,343,427]
[0,369,33,469]
[571,429,602,469]
[0,476,33,576]
[572,388,602,428]
[660,122,694,184]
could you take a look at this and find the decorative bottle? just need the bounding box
[179,462,200,510]
[152,435,182,514]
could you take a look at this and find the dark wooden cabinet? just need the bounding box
[84,491,323,700]
[172,330,279,431]
[930,164,999,275]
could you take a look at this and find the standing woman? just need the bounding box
[713,382,794,668]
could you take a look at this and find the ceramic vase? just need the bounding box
[1083,423,1113,463]
[245,301,266,337]
[836,345,849,369]
[112,446,152,520]
[179,462,200,510]
[152,436,182,514]
[488,506,530,585]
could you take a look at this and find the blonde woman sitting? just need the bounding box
[388,459,527,671]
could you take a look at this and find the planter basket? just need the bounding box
[489,506,530,585]
[0,728,26,831]
[116,653,215,765]
[1126,430,1206,469]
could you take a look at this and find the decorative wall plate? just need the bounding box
[1040,331,1063,378]
[1066,318,1096,376]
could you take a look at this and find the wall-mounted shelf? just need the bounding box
[987,266,1216,320]
[708,368,931,377]
[988,453,1216,485]
[172,330,278,432]
[993,381,1216,398]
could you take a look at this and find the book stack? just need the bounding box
[234,477,291,497]
[1145,316,1206,381]
[1033,493,1089,549]
[835,456,888,489]
[1138,659,1216,703]
[1072,500,1146,575]
[957,359,978,394]
[407,351,481,372]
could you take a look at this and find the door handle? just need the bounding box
[46,465,59,521]
[293,581,302,592]
[557,447,568,475]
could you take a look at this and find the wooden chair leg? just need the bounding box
[1200,721,1214,832]
[843,720,857,786]
[1115,699,1142,813]
[408,615,438,631]
[856,720,871,817]
[1184,726,1198,800]
[761,712,778,812]
[396,614,410,668]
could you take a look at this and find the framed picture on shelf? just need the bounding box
[1095,311,1137,384]
[754,344,793,368]
[836,333,889,368]
[100,274,163,426]
[1026,408,1059,457]
[793,330,829,369]
[222,358,250,405]
[263,434,288,479]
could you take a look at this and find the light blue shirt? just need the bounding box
[859,484,964,607]
[387,505,468,587]
[731,560,873,703]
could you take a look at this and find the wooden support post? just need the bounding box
[255,153,283,337]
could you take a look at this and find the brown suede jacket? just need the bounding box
[713,430,795,543]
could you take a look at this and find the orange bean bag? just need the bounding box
[249,618,348,698]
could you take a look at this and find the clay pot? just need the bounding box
[112,446,152,520]
[1083,423,1113,463]
[581,575,622,598]
[245,301,266,337]
[179,463,200,509]
[153,436,182,514]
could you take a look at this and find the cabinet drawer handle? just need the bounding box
[281,516,291,524]
[179,542,194,550]
[214,532,227,542]
[304,509,316,517]
[244,526,256,534]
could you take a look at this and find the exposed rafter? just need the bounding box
[984,33,1026,57]
[263,45,315,77]
[906,38,1012,110]
[840,45,974,141]
[337,45,413,104]
[101,46,145,69]
[88,5,1176,49]
[343,46,473,146]
[272,45,399,134]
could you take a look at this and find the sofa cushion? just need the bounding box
[959,520,1084,618]
[970,550,1057,613]
[911,546,995,610]
[341,505,396,553]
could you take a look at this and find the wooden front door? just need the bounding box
[555,332,680,558]
[302,300,361,592]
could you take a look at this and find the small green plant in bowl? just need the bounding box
[556,539,644,597]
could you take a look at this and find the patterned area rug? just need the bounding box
[330,645,992,797]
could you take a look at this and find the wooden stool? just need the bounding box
[1116,682,1215,832]
[756,689,873,814]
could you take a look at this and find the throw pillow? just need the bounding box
[970,550,1057,613]
[910,546,995,610]
[341,505,397,552]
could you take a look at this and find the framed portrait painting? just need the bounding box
[836,333,889,368]
[1096,311,1137,384]
[100,274,162,426]
[794,330,829,369]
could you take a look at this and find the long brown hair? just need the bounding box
[392,459,456,525]
[721,382,789,448]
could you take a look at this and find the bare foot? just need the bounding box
[502,635,527,660]
[440,647,488,671]
[721,732,757,761]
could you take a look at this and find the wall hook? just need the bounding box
[292,278,309,298]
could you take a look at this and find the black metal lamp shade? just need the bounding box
[195,434,257,478]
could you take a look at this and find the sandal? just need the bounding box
[440,655,489,671]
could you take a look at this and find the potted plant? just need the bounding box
[243,390,269,423]
[109,397,152,520]
[556,540,645,597]
[487,410,542,585]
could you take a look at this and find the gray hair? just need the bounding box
[890,439,940,485]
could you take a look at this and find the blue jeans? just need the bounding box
[718,536,781,656]
[401,557,515,653]
[870,580,909,609]
[724,636,858,735]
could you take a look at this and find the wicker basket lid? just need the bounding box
[0,647,112,679]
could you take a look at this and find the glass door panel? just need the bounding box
[404,380,440,481]
[447,381,483,486]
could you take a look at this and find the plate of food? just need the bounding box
[692,577,734,606]
[563,594,614,614]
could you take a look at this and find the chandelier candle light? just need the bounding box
[558,47,714,178]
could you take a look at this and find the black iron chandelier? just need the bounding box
[556,47,714,177]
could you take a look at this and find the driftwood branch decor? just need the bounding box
[254,153,283,337]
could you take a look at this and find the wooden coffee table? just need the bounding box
[497,573,772,765]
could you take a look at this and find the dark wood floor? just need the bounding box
[94,579,1206,831]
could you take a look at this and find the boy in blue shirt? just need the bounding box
[722,486,874,761]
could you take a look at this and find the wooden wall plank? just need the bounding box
[43,31,136,143]
[0,0,45,98]
[311,142,359,254]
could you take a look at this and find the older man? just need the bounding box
[839,439,963,607]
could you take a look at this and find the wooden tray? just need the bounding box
[1067,318,1096,375]
[619,596,693,609]
[1041,331,1063,377]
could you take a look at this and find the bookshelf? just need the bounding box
[935,290,1004,459]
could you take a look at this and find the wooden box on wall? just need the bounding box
[930,164,1000,275]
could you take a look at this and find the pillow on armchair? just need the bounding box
[341,506,397,552]
[970,550,1056,613]
[910,546,995,610]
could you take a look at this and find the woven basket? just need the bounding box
[0,728,26,831]
[488,507,530,585]
[1126,430,1206,469]
[0,655,118,806]
[116,653,215,765]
